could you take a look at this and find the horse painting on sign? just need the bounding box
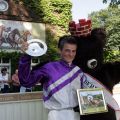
[0,19,45,51]
[0,27,32,49]
[20,30,32,42]
[0,25,6,46]
[7,29,21,48]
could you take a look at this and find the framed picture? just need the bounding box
[77,88,108,115]
[0,19,45,50]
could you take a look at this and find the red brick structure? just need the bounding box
[69,19,91,37]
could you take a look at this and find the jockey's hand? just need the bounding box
[20,41,29,53]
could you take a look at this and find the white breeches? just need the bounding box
[48,109,80,120]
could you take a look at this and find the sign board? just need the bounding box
[0,19,45,51]
[77,88,108,115]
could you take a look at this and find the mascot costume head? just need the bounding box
[69,19,120,120]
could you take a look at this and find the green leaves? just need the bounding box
[0,51,21,74]
[103,0,120,6]
[90,6,120,62]
[41,0,72,29]
[0,0,72,71]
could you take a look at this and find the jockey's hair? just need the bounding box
[58,35,77,50]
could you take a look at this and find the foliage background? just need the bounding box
[0,0,120,75]
[89,6,120,62]
[0,0,119,92]
[0,0,72,75]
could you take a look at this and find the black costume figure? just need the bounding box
[69,19,120,120]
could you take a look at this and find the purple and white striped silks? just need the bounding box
[43,66,84,110]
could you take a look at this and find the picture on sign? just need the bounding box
[77,88,108,115]
[0,19,45,51]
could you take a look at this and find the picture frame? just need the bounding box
[0,19,45,50]
[77,88,108,115]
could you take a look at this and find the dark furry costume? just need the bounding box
[72,28,120,120]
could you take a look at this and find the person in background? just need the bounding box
[11,69,20,92]
[0,67,10,93]
[20,86,32,93]
[18,35,95,120]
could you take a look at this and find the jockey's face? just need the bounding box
[60,43,77,65]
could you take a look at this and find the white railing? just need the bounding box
[0,92,48,120]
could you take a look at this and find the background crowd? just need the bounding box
[0,67,41,93]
